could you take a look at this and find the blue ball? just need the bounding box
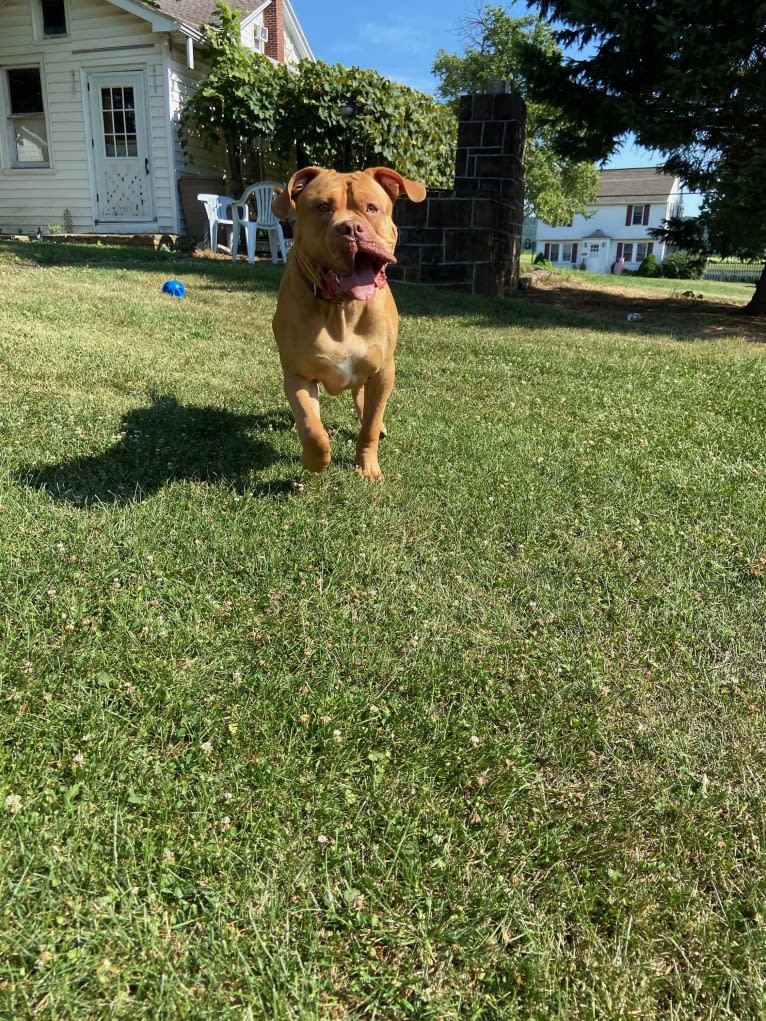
[162,278,186,298]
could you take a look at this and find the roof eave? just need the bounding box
[105,0,200,36]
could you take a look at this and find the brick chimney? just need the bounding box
[264,0,285,63]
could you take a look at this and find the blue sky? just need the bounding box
[291,0,472,96]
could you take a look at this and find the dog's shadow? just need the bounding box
[16,394,295,506]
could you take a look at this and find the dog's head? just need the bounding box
[272,167,426,302]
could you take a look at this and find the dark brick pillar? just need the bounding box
[390,87,526,297]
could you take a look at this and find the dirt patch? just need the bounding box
[518,270,766,342]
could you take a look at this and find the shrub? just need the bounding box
[533,252,553,269]
[661,251,706,279]
[637,253,661,277]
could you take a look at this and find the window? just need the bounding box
[622,242,650,263]
[251,23,268,52]
[625,203,651,227]
[41,0,67,36]
[6,68,50,167]
[543,242,577,263]
[100,86,137,158]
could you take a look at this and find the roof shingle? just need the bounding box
[140,0,263,30]
[597,167,679,203]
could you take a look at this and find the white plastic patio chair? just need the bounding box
[197,192,236,253]
[230,181,288,263]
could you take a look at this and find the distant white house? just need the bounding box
[535,168,684,273]
[0,0,313,237]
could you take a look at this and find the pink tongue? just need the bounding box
[339,262,378,300]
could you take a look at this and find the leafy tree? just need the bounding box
[518,0,766,314]
[273,61,455,188]
[178,2,280,193]
[178,5,455,193]
[432,6,599,223]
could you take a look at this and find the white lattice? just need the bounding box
[102,166,146,218]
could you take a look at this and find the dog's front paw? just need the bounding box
[355,457,383,481]
[300,433,332,472]
[302,448,332,472]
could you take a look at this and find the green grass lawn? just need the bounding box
[519,251,757,306]
[1,241,765,1019]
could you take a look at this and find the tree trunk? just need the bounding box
[742,261,766,315]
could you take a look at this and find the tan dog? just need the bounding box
[271,166,426,479]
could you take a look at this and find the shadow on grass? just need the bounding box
[16,395,297,506]
[392,274,763,340]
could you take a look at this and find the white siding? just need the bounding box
[0,0,311,237]
[170,58,228,235]
[0,0,201,234]
[170,59,226,181]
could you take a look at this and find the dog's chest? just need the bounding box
[319,352,379,395]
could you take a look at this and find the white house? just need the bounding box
[535,168,684,273]
[0,0,312,237]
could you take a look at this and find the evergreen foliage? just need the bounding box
[519,0,766,312]
[637,253,661,278]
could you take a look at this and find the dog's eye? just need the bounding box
[317,202,331,213]
[366,203,378,214]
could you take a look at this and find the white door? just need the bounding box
[586,242,607,273]
[88,72,154,224]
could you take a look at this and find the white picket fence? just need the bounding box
[703,260,762,283]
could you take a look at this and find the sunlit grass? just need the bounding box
[0,241,765,1019]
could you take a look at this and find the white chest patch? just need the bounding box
[321,356,368,395]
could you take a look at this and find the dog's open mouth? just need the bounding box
[318,250,395,302]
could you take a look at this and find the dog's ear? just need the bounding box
[272,167,325,218]
[367,168,427,204]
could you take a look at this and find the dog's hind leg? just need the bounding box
[354,365,394,480]
[284,372,332,472]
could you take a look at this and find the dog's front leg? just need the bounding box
[355,362,394,480]
[283,372,332,472]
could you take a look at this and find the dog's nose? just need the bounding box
[338,220,366,238]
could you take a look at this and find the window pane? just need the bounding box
[13,115,49,163]
[41,0,67,35]
[632,205,644,225]
[8,69,44,114]
[100,86,137,159]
